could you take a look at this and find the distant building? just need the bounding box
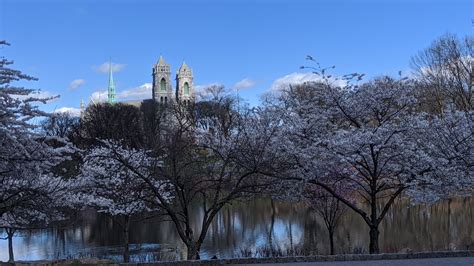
[152,56,194,104]
[84,56,194,110]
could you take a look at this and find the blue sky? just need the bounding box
[1,0,472,113]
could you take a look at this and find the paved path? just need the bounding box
[231,257,474,266]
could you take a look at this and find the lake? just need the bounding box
[0,197,472,261]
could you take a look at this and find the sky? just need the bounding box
[0,0,472,114]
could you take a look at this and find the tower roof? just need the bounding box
[178,61,190,73]
[157,55,167,65]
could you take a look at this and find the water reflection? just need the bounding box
[1,197,472,261]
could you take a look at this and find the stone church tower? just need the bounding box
[152,55,173,104]
[176,62,194,104]
[152,56,194,104]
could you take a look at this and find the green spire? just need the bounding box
[80,98,85,116]
[108,58,116,104]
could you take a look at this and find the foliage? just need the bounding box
[267,56,473,253]
[411,34,473,113]
[78,139,172,216]
[0,40,73,262]
[80,103,145,148]
[1,34,472,261]
[41,112,80,139]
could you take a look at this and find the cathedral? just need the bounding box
[81,57,195,116]
[88,56,195,107]
[152,55,194,105]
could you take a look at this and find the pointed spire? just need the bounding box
[179,61,188,72]
[108,57,116,104]
[80,98,85,117]
[158,55,167,65]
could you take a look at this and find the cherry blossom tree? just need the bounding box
[84,88,282,260]
[78,140,172,262]
[410,110,474,202]
[0,41,73,262]
[268,56,473,253]
[147,94,280,260]
[0,174,68,262]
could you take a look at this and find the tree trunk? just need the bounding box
[369,188,379,254]
[186,243,201,260]
[328,228,335,255]
[123,216,131,263]
[7,228,15,262]
[369,226,379,254]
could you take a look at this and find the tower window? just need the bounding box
[184,82,190,95]
[160,78,167,91]
[160,96,163,103]
[165,97,168,104]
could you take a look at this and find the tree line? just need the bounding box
[0,34,472,262]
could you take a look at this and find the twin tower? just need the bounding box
[152,55,194,104]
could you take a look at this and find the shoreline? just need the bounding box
[4,250,474,266]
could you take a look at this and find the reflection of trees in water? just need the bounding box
[378,197,474,252]
[3,197,473,261]
[199,198,473,255]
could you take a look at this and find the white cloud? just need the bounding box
[89,83,153,103]
[54,107,81,117]
[269,72,347,91]
[68,79,85,91]
[118,83,152,101]
[93,61,127,73]
[90,90,108,103]
[233,78,255,91]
